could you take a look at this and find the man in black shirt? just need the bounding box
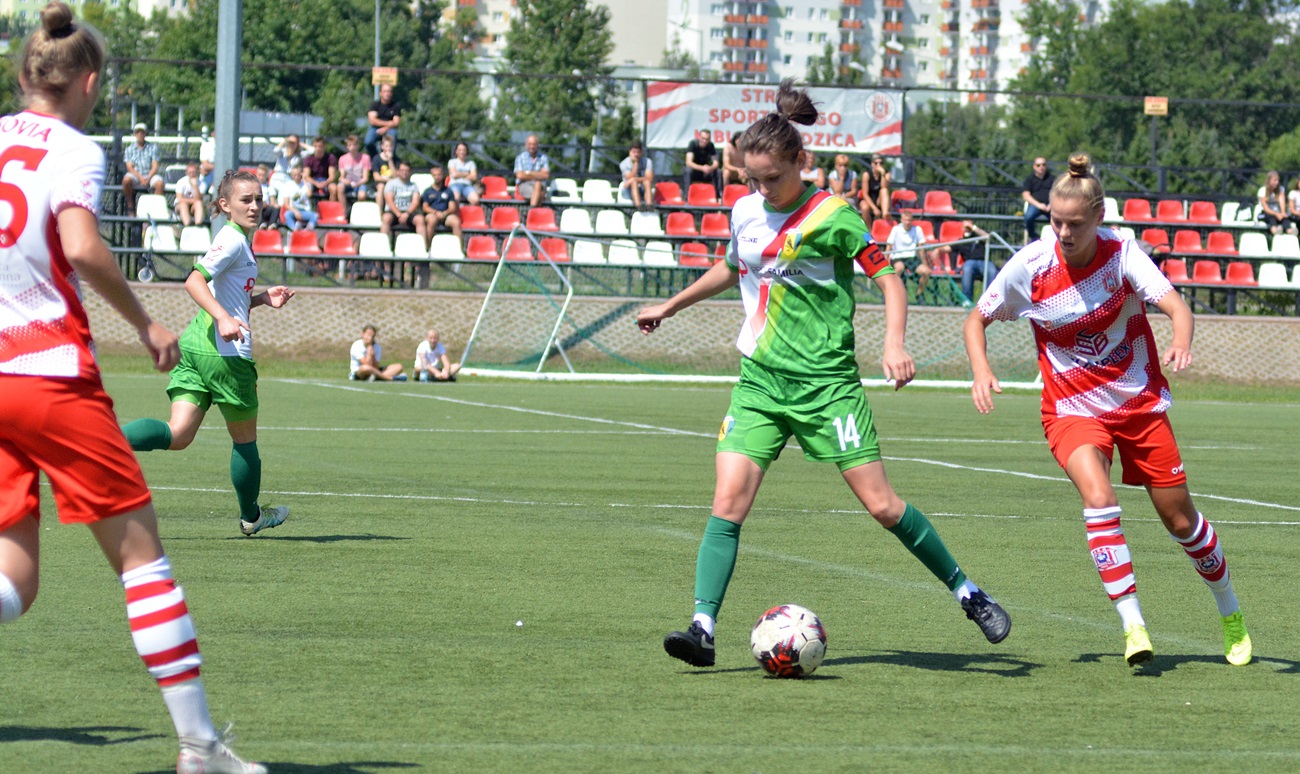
[365,83,402,154]
[684,127,720,197]
[1021,156,1053,243]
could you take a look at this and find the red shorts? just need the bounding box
[1043,412,1187,488]
[0,375,152,530]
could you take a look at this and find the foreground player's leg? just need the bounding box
[1084,506,1150,666]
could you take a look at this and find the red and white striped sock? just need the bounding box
[123,557,215,742]
[1172,513,1239,617]
[1085,507,1137,600]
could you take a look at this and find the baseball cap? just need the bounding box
[132,122,147,132]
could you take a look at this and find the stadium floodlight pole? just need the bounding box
[214,0,242,229]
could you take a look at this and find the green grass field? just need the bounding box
[4,368,1300,773]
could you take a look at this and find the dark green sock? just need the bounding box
[887,502,967,591]
[122,418,172,452]
[693,516,743,619]
[230,441,262,521]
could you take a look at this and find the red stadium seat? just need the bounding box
[458,205,487,230]
[715,242,727,258]
[1191,259,1223,284]
[251,229,284,255]
[1205,231,1237,255]
[687,183,719,206]
[1123,198,1154,222]
[923,190,957,215]
[1224,261,1256,286]
[322,231,357,256]
[490,206,521,231]
[891,189,919,213]
[1188,201,1220,224]
[287,229,321,255]
[871,218,895,244]
[481,175,510,201]
[938,220,965,243]
[538,237,570,263]
[916,220,936,242]
[1155,200,1186,222]
[931,251,956,276]
[722,184,749,208]
[504,237,534,261]
[700,212,730,238]
[678,241,712,267]
[1171,230,1203,254]
[1141,228,1170,251]
[466,235,499,261]
[1161,258,1190,283]
[665,211,699,236]
[525,207,559,232]
[316,200,347,226]
[654,181,683,206]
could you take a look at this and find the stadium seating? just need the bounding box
[606,239,641,266]
[316,200,347,226]
[466,235,499,260]
[287,229,321,255]
[1270,234,1300,259]
[1191,259,1223,284]
[722,184,749,208]
[678,242,712,267]
[890,189,919,213]
[136,194,170,222]
[428,233,463,261]
[930,251,956,276]
[581,179,617,205]
[1171,230,1202,254]
[1141,229,1170,251]
[594,209,629,235]
[525,207,559,232]
[458,205,487,230]
[871,219,894,244]
[1205,231,1237,255]
[1223,261,1256,286]
[1257,262,1291,288]
[357,232,393,258]
[922,190,957,215]
[1237,232,1271,258]
[654,181,684,206]
[938,220,965,244]
[916,220,936,242]
[1292,264,1300,287]
[1102,197,1122,223]
[1155,200,1186,222]
[251,229,284,254]
[143,225,177,252]
[504,236,534,261]
[700,212,730,238]
[179,226,211,253]
[642,241,677,267]
[538,237,570,262]
[571,239,606,265]
[349,202,382,228]
[322,231,357,256]
[665,211,699,236]
[1188,201,1219,224]
[551,178,580,202]
[481,175,510,201]
[687,183,719,206]
[630,210,665,236]
[490,206,521,231]
[1161,258,1190,283]
[559,208,594,234]
[1122,198,1154,222]
[393,233,427,259]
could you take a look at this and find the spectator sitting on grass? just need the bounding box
[413,328,461,382]
[350,324,405,381]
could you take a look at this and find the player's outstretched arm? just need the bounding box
[57,206,179,372]
[1154,289,1194,372]
[872,271,915,390]
[963,307,1001,413]
[637,260,738,334]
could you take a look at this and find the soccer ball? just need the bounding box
[750,604,827,678]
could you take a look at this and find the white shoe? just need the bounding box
[240,505,289,536]
[177,733,266,774]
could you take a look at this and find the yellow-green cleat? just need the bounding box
[1124,624,1153,667]
[1222,611,1252,666]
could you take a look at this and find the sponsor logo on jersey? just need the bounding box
[1091,340,1131,369]
[1092,546,1120,571]
[780,231,803,261]
[1075,329,1110,357]
[718,415,735,441]
[758,265,804,279]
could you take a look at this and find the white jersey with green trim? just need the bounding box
[180,224,257,359]
[726,185,892,378]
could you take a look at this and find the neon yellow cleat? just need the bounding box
[1124,624,1153,667]
[1222,611,1252,666]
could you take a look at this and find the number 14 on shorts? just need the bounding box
[832,413,861,451]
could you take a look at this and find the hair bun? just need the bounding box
[1067,152,1093,178]
[41,2,75,37]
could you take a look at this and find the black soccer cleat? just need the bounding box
[664,621,716,667]
[962,589,1011,644]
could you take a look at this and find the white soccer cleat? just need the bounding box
[177,733,267,774]
[240,505,289,536]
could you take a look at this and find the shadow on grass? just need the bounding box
[823,650,1042,677]
[0,725,165,746]
[1074,652,1300,676]
[217,535,412,544]
[142,763,421,774]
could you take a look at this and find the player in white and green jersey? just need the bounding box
[124,170,296,537]
[637,80,1011,668]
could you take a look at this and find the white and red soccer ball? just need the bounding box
[750,604,827,678]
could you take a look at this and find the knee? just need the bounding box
[0,573,35,623]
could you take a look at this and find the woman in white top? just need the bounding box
[885,209,933,292]
[798,150,826,189]
[447,141,480,205]
[1257,170,1287,234]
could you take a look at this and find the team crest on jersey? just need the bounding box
[1092,546,1120,571]
[779,231,803,261]
[1196,554,1222,574]
[718,415,735,441]
[1075,329,1109,357]
[1103,272,1121,293]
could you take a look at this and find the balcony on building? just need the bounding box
[968,92,990,103]
[724,37,747,48]
[883,20,903,32]
[1021,42,1035,53]
[747,14,769,24]
[839,42,861,53]
[746,62,768,72]
[940,0,953,7]
[940,21,959,32]
[880,67,902,79]
[842,0,863,5]
[883,0,905,7]
[748,38,768,48]
[969,45,990,56]
[973,19,1000,32]
[971,0,999,6]
[724,14,746,23]
[722,61,746,72]
[840,18,864,29]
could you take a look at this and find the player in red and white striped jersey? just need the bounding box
[964,152,1251,668]
[0,5,265,771]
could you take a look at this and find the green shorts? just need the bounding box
[166,350,259,422]
[716,359,881,471]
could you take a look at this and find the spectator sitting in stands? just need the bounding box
[198,128,215,193]
[1021,156,1052,244]
[683,127,720,196]
[371,133,400,213]
[413,328,461,382]
[1288,176,1300,235]
[885,209,933,293]
[121,122,164,216]
[255,164,279,229]
[278,165,317,231]
[619,140,655,211]
[721,136,747,189]
[1258,170,1289,235]
[951,220,995,302]
[382,161,426,245]
[826,153,860,205]
[302,135,338,201]
[515,134,551,208]
[335,134,372,204]
[364,83,402,154]
[271,134,303,188]
[861,153,891,222]
[173,162,205,228]
[799,151,826,190]
[421,164,462,245]
[350,324,405,381]
[447,141,480,205]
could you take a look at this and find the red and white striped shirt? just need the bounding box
[977,229,1176,421]
[0,111,105,379]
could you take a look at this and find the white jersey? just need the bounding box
[0,111,105,379]
[180,224,257,359]
[350,339,381,375]
[413,339,446,372]
[976,228,1175,421]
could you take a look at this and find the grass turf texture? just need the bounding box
[4,371,1300,772]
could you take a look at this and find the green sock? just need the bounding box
[887,502,967,591]
[692,516,743,619]
[230,441,262,521]
[122,418,172,452]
